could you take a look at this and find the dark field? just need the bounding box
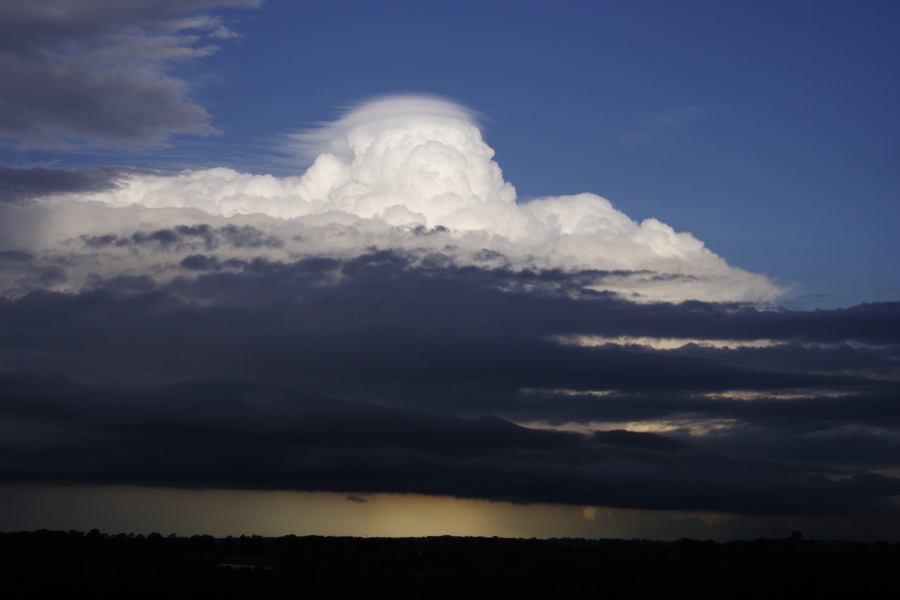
[2,530,899,598]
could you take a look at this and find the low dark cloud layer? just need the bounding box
[0,249,898,518]
[0,0,258,147]
[1,373,898,516]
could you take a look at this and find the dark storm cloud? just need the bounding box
[157,251,899,345]
[81,224,282,251]
[0,166,122,203]
[0,251,896,401]
[161,251,900,345]
[0,0,259,147]
[0,252,889,394]
[0,247,67,295]
[0,251,898,516]
[0,374,898,516]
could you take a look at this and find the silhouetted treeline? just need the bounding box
[1,530,899,598]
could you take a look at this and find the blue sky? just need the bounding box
[5,0,899,305]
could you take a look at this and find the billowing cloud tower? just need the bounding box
[1,95,780,303]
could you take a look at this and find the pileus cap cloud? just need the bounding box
[8,95,781,303]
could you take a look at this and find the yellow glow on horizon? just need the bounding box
[0,483,758,540]
[2,483,892,541]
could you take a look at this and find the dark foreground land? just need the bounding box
[2,531,899,598]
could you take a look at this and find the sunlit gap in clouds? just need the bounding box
[514,417,740,437]
[549,335,782,350]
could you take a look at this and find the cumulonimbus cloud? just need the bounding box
[9,95,781,303]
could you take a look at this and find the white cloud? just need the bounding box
[6,95,781,303]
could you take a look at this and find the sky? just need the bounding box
[0,0,899,540]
